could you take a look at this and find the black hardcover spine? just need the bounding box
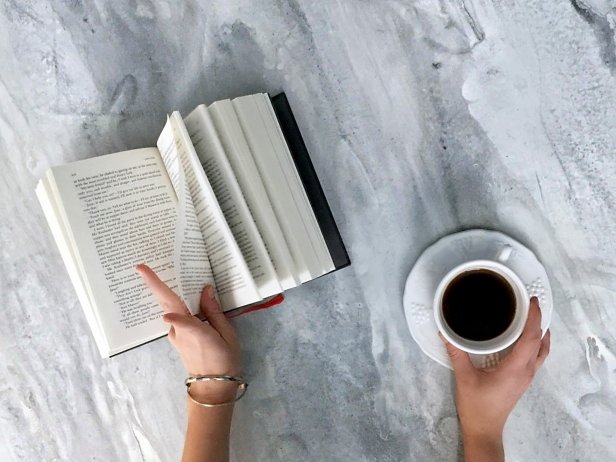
[270,93,350,271]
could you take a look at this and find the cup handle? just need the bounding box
[497,245,513,263]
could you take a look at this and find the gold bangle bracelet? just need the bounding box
[184,375,248,407]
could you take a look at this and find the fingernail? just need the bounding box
[531,296,539,305]
[206,285,215,300]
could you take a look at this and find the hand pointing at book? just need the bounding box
[136,265,242,397]
[137,264,241,461]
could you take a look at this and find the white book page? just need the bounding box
[157,118,215,313]
[233,94,329,282]
[209,100,299,291]
[159,113,261,310]
[36,178,109,357]
[184,105,282,299]
[258,94,334,273]
[48,148,179,355]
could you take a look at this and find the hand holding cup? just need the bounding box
[441,298,551,461]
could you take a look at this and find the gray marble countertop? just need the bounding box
[2,1,615,461]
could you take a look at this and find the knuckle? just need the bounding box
[445,345,458,358]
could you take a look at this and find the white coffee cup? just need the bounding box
[434,246,529,355]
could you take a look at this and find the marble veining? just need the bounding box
[1,1,615,461]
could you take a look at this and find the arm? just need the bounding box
[442,297,551,462]
[183,401,234,462]
[137,265,241,462]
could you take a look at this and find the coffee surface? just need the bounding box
[442,270,515,341]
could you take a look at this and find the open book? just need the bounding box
[36,93,350,357]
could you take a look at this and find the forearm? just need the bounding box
[462,430,504,462]
[182,401,234,462]
[136,268,241,462]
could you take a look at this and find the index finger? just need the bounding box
[521,297,543,339]
[507,297,543,366]
[136,264,188,315]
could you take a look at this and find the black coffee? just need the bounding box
[442,270,515,341]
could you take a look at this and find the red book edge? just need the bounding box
[224,293,285,319]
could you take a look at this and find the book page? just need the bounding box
[36,178,109,356]
[208,100,299,291]
[48,148,179,355]
[233,94,332,282]
[158,113,262,309]
[259,94,335,273]
[184,105,282,299]
[157,117,214,313]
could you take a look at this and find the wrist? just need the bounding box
[458,412,505,443]
[462,428,503,444]
[462,428,504,462]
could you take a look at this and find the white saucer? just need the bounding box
[403,229,553,370]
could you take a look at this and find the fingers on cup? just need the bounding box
[524,297,543,339]
[136,264,189,315]
[439,332,474,375]
[510,297,543,366]
[535,329,551,371]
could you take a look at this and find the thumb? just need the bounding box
[200,285,236,343]
[439,333,474,375]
